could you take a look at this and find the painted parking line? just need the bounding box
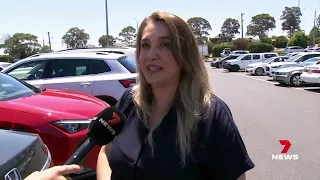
[209,68,320,94]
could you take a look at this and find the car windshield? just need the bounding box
[236,54,245,60]
[285,54,303,62]
[117,57,137,73]
[300,58,320,66]
[262,57,275,63]
[0,73,39,101]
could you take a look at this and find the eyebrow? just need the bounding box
[141,36,171,41]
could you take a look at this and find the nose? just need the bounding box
[147,45,159,60]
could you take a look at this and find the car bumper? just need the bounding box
[223,63,231,69]
[300,74,320,84]
[267,68,276,77]
[245,67,255,74]
[273,75,290,84]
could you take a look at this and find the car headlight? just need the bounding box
[276,72,287,76]
[51,119,91,134]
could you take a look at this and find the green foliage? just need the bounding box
[209,36,232,44]
[274,49,285,55]
[246,13,276,40]
[62,27,90,49]
[212,43,234,57]
[99,35,116,47]
[280,7,302,37]
[220,18,240,38]
[187,17,212,44]
[274,36,288,48]
[287,31,308,48]
[118,26,136,44]
[248,42,274,53]
[232,38,250,50]
[260,37,273,44]
[0,33,41,59]
[0,55,13,62]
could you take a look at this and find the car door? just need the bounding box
[252,54,262,64]
[239,54,252,69]
[42,58,94,95]
[5,60,49,89]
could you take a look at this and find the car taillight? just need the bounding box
[303,68,308,72]
[119,79,136,88]
[312,69,320,73]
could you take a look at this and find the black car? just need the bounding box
[0,129,52,180]
[211,54,241,68]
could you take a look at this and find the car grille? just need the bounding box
[266,67,270,71]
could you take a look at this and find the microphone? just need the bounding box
[65,106,126,165]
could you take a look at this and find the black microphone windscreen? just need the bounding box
[87,106,126,146]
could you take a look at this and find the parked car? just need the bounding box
[0,72,108,169]
[284,46,306,54]
[245,56,289,76]
[220,48,232,57]
[285,52,299,57]
[300,64,320,85]
[0,62,11,71]
[211,54,241,68]
[223,52,278,72]
[0,129,53,180]
[57,47,136,63]
[1,52,137,106]
[266,52,320,77]
[272,58,320,86]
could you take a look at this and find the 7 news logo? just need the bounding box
[271,140,299,160]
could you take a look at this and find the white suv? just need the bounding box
[1,52,137,105]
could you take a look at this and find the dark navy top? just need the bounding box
[108,92,254,180]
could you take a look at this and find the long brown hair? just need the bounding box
[134,11,212,166]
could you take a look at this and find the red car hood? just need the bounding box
[2,89,108,122]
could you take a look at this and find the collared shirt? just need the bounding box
[108,93,254,180]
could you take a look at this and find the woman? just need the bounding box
[24,11,254,180]
[97,11,254,180]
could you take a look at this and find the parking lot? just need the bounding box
[205,62,320,180]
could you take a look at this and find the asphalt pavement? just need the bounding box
[205,63,320,180]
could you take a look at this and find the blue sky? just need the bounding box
[0,0,319,52]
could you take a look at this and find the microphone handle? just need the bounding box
[65,138,96,165]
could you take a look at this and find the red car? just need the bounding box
[0,72,109,169]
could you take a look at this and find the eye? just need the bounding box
[141,44,149,48]
[160,43,171,47]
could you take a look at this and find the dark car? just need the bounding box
[211,54,241,68]
[0,129,53,180]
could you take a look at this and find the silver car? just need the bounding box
[273,57,320,86]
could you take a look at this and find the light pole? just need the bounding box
[135,18,139,31]
[105,0,109,47]
[241,13,244,39]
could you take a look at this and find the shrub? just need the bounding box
[274,36,288,48]
[212,43,234,57]
[0,55,13,62]
[248,42,274,53]
[261,37,273,44]
[232,38,250,51]
[273,49,285,55]
[287,31,308,48]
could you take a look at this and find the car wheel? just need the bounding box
[290,74,302,87]
[255,67,265,76]
[230,65,240,72]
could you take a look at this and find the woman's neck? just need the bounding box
[152,84,178,108]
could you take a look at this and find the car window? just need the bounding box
[117,57,137,73]
[241,55,251,60]
[252,55,260,60]
[50,59,90,78]
[7,61,47,81]
[90,59,111,74]
[0,73,36,101]
[264,54,277,59]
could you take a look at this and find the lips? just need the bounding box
[146,64,163,72]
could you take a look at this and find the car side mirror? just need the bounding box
[4,168,22,180]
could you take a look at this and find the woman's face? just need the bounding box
[138,20,181,88]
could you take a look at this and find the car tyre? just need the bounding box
[230,65,240,72]
[290,73,302,87]
[255,67,265,76]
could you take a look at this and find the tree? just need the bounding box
[187,17,212,44]
[118,26,136,45]
[98,35,115,47]
[220,18,240,38]
[39,45,52,53]
[0,33,41,59]
[280,7,302,38]
[62,27,90,49]
[232,38,250,50]
[246,13,276,40]
[287,31,308,48]
[308,27,320,45]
